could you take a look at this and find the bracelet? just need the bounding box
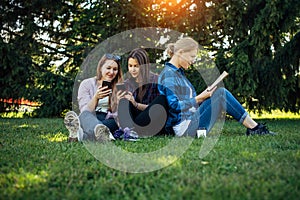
[135,102,138,108]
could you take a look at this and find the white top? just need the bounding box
[96,96,109,113]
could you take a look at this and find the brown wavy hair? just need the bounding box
[96,54,123,112]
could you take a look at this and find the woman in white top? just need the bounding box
[64,54,123,142]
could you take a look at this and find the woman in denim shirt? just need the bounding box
[158,37,275,137]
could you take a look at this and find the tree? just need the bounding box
[0,0,74,116]
[213,0,300,112]
[1,0,299,117]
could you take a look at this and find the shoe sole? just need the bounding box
[246,130,277,136]
[94,124,111,143]
[64,111,80,141]
[123,129,139,141]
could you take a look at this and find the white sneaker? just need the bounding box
[123,127,139,142]
[94,124,115,142]
[77,127,84,141]
[64,111,80,142]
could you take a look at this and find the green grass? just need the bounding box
[0,117,299,200]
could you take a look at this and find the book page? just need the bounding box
[207,71,229,91]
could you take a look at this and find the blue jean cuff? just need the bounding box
[239,111,248,124]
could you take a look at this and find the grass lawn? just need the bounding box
[0,114,299,200]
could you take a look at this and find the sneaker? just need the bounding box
[77,127,84,142]
[123,127,139,141]
[113,128,124,140]
[246,123,276,136]
[64,111,81,142]
[94,124,115,142]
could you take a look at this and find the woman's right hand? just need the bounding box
[95,86,111,100]
[116,90,127,102]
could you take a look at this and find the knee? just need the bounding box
[211,87,231,103]
[79,110,90,119]
[158,95,167,102]
[118,98,131,108]
[80,110,91,117]
[118,98,131,113]
[213,87,226,96]
[157,95,168,108]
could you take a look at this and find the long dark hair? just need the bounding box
[127,48,150,101]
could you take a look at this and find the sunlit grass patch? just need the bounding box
[0,112,25,118]
[40,132,68,142]
[249,109,300,119]
[2,169,48,190]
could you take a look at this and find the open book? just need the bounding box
[207,71,229,91]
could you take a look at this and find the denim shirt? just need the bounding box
[158,63,199,128]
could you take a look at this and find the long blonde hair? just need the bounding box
[166,37,199,57]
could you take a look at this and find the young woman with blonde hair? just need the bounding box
[158,37,275,137]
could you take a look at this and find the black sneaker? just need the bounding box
[246,123,276,136]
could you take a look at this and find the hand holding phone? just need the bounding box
[97,84,112,99]
[116,83,126,92]
[102,81,112,90]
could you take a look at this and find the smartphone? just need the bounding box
[102,81,112,90]
[116,83,126,91]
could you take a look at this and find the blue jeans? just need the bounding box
[187,88,248,136]
[79,110,118,141]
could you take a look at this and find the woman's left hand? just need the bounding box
[123,92,136,104]
[195,86,217,103]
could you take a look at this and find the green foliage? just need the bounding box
[214,0,300,113]
[30,71,74,117]
[0,39,33,112]
[0,0,76,116]
[0,0,299,116]
[0,118,299,199]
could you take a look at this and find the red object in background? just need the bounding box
[0,98,39,107]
